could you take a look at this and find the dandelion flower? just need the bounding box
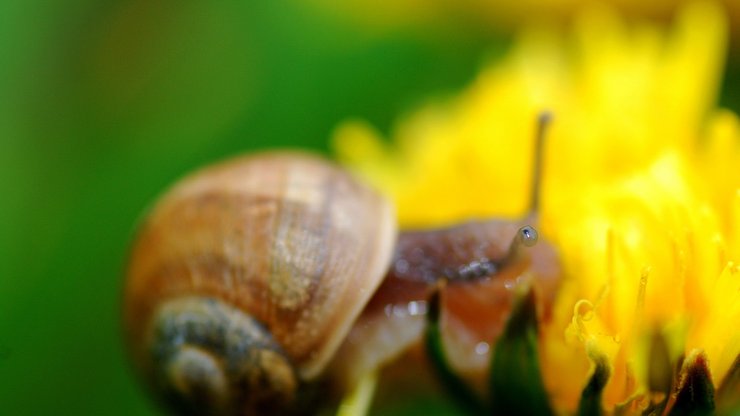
[333,2,739,413]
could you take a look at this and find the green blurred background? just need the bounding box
[0,1,738,414]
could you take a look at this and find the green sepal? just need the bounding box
[640,329,674,415]
[716,354,740,415]
[667,350,715,416]
[648,329,673,395]
[577,352,610,416]
[489,287,553,415]
[424,291,487,415]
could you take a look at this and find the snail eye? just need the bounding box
[518,226,538,248]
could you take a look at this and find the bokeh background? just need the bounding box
[0,0,738,414]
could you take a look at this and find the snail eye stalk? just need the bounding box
[528,111,552,218]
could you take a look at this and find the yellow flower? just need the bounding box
[332,1,739,412]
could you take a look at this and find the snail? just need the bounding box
[122,114,561,415]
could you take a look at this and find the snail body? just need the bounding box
[123,117,561,415]
[331,218,560,392]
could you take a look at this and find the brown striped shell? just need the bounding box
[123,152,397,413]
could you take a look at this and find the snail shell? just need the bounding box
[123,152,397,414]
